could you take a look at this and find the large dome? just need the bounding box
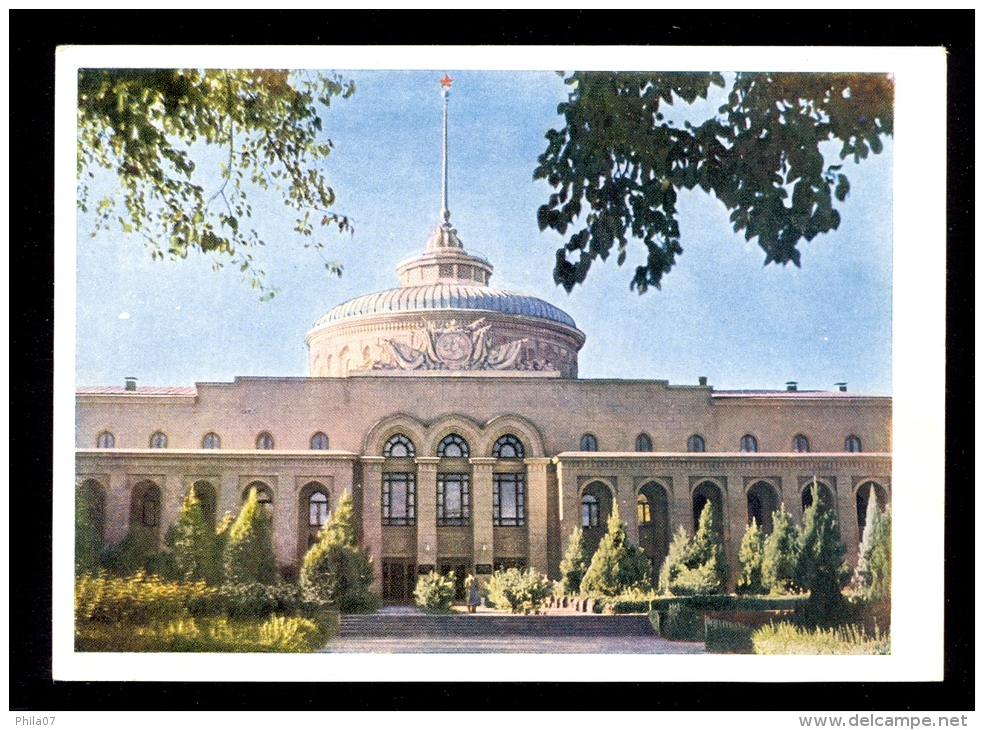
[313,283,578,329]
[306,223,585,378]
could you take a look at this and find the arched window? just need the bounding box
[845,435,862,453]
[687,434,706,453]
[202,432,220,449]
[383,433,415,458]
[96,431,114,449]
[309,491,329,527]
[256,432,274,450]
[637,482,670,576]
[492,434,524,459]
[581,494,600,527]
[636,433,653,452]
[149,431,167,449]
[746,481,779,534]
[740,434,758,453]
[580,433,598,452]
[310,432,330,450]
[793,434,810,453]
[437,433,469,458]
[637,493,652,524]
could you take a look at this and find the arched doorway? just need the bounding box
[298,482,331,561]
[692,481,724,536]
[746,481,779,534]
[801,481,835,514]
[580,481,613,554]
[855,481,889,538]
[191,480,217,529]
[637,481,670,575]
[130,481,162,534]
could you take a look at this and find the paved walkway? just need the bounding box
[322,634,705,654]
[323,605,705,654]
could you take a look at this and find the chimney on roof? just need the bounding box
[698,376,708,387]
[835,382,848,392]
[785,381,798,392]
[125,377,137,392]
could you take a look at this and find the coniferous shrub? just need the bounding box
[852,489,891,603]
[173,488,222,585]
[761,504,800,594]
[299,491,378,613]
[102,528,161,576]
[658,502,727,595]
[558,526,593,595]
[75,487,103,576]
[484,567,553,614]
[662,603,704,641]
[737,519,766,594]
[580,504,653,596]
[796,484,851,626]
[413,570,456,611]
[224,488,279,586]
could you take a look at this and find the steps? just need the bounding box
[337,613,656,639]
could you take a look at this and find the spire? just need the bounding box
[440,73,452,225]
[426,73,463,251]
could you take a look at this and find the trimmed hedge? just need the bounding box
[599,593,807,614]
[705,619,755,654]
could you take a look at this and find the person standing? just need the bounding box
[465,573,481,613]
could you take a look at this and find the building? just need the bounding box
[75,83,891,600]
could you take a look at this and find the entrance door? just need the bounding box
[382,559,416,603]
[439,560,469,601]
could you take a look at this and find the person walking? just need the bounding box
[465,573,481,613]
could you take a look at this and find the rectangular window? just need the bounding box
[382,473,416,526]
[493,473,525,526]
[437,473,470,526]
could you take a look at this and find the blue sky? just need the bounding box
[75,69,893,394]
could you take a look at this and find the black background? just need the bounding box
[10,10,973,712]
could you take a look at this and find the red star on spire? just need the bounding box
[440,74,453,89]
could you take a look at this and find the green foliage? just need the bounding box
[299,491,377,613]
[75,487,103,576]
[751,621,889,655]
[483,568,553,614]
[705,619,755,654]
[413,570,456,612]
[77,69,355,297]
[224,488,279,586]
[658,503,727,595]
[853,492,892,602]
[580,504,653,596]
[101,528,162,576]
[796,484,851,625]
[762,504,801,594]
[75,571,217,625]
[558,526,593,595]
[535,72,894,293]
[649,594,807,612]
[737,519,766,594]
[76,614,335,653]
[172,488,222,585]
[661,603,704,641]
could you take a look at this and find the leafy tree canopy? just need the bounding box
[535,71,894,293]
[77,68,355,298]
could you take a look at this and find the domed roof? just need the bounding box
[312,283,578,330]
